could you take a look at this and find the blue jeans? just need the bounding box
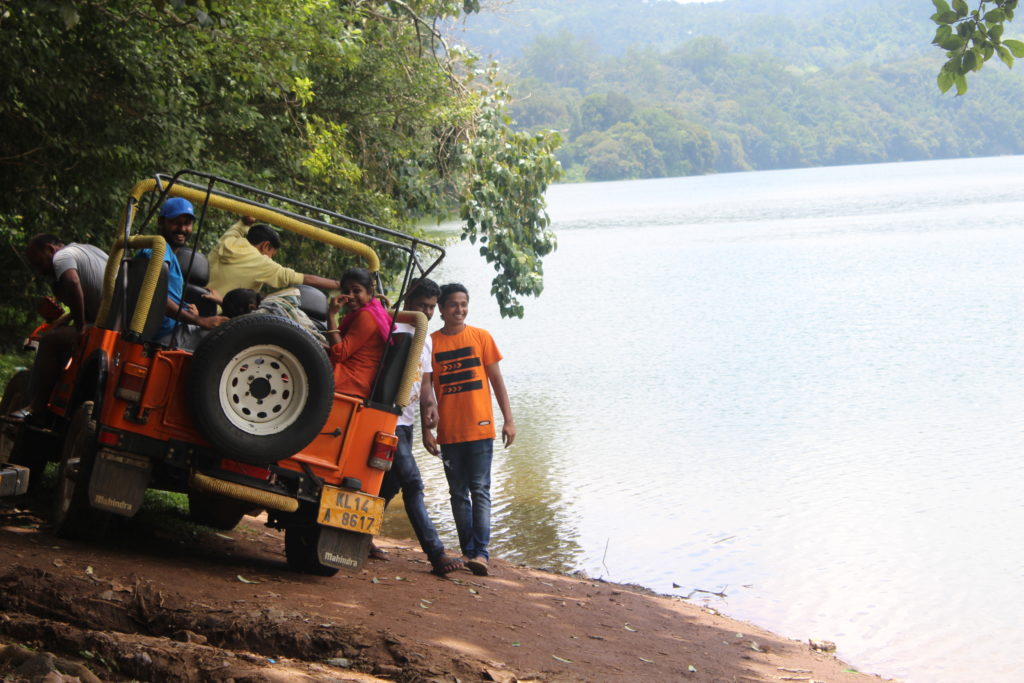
[440,438,493,560]
[380,425,445,561]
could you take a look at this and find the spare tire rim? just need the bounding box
[218,344,310,435]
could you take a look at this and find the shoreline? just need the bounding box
[0,492,888,682]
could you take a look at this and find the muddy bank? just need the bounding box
[0,495,885,682]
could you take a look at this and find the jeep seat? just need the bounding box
[370,332,412,406]
[108,253,170,343]
[296,284,328,331]
[175,247,216,318]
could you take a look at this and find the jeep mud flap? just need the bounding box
[89,449,151,516]
[318,526,371,571]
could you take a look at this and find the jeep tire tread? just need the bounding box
[53,401,111,540]
[284,524,340,576]
[188,491,252,530]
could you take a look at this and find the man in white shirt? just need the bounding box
[377,278,463,576]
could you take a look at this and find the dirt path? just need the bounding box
[0,494,886,682]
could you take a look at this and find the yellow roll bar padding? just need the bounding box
[95,235,167,335]
[392,310,427,408]
[190,471,299,513]
[130,178,380,271]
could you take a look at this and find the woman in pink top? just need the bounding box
[325,267,392,398]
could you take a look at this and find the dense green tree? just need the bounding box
[0,0,560,343]
[576,92,636,136]
[519,31,595,90]
[634,109,715,177]
[583,136,644,182]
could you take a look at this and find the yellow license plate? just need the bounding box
[318,486,384,536]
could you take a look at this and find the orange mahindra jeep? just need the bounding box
[1,171,444,575]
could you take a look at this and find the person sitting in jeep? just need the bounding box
[207,217,340,298]
[221,287,327,346]
[144,198,228,348]
[326,267,392,399]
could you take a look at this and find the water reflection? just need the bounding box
[382,392,582,571]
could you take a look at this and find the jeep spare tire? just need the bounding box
[189,315,334,465]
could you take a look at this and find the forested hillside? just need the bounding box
[454,0,1024,180]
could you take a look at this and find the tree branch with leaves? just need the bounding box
[932,0,1024,93]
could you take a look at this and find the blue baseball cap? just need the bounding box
[159,197,195,219]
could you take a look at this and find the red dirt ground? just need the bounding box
[0,495,887,682]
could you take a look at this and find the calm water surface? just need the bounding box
[382,156,1024,682]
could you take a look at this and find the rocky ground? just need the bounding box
[0,490,887,683]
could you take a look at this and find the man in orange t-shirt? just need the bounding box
[424,283,515,577]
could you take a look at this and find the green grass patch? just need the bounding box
[0,352,32,393]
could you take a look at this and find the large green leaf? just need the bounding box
[1004,38,1024,56]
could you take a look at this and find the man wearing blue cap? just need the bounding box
[145,198,227,347]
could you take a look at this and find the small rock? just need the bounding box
[336,644,360,658]
[809,639,836,653]
[375,664,403,676]
[0,644,34,667]
[55,658,102,683]
[484,668,516,683]
[173,630,208,644]
[325,657,351,668]
[132,651,153,668]
[15,652,58,678]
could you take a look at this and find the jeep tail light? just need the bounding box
[220,458,271,481]
[116,363,148,402]
[98,428,121,446]
[368,431,398,471]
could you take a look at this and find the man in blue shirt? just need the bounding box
[144,198,227,346]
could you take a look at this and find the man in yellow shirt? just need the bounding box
[207,218,340,296]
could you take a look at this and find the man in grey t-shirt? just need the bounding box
[8,235,109,422]
[45,241,108,328]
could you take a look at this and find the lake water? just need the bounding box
[381,155,1024,682]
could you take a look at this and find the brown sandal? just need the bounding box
[430,554,464,576]
[465,557,489,576]
[368,543,390,561]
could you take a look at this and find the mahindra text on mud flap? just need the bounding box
[0,171,444,574]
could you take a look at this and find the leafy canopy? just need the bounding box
[0,0,558,345]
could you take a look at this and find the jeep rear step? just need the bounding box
[0,462,30,497]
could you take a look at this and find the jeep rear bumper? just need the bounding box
[0,462,30,497]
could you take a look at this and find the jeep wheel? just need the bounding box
[188,491,253,530]
[53,401,110,540]
[284,525,340,576]
[190,316,334,466]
